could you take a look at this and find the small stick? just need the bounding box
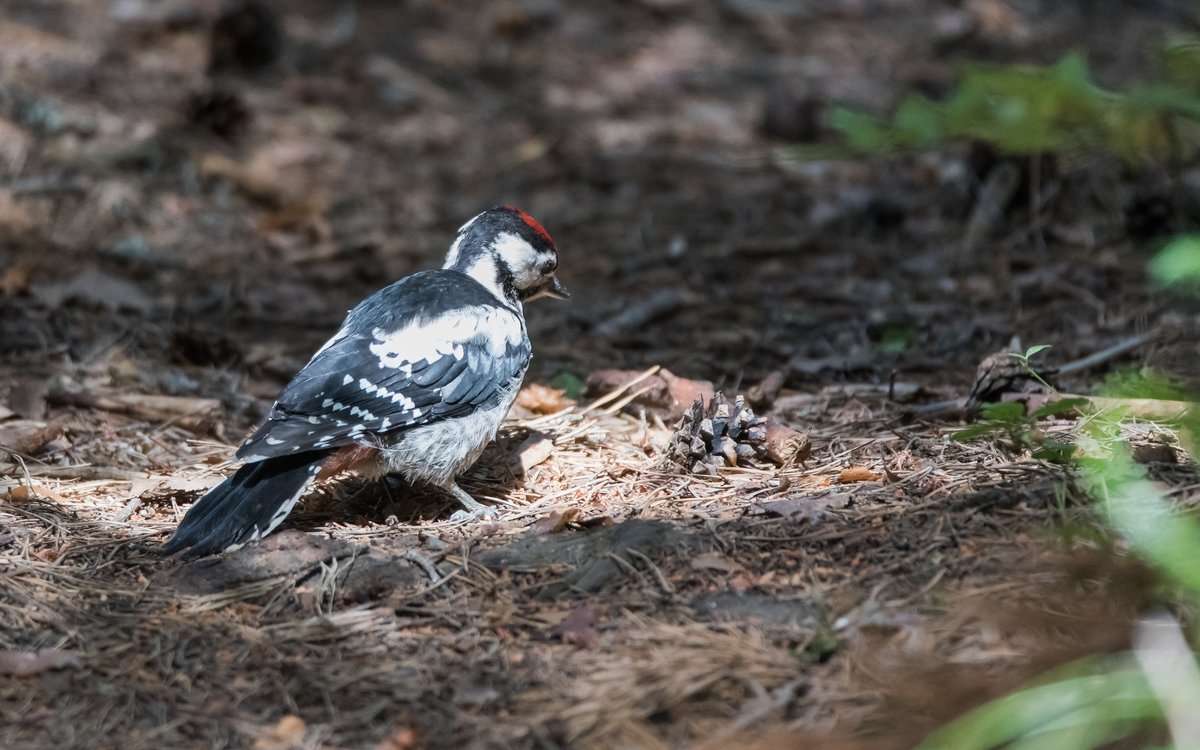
[1058,329,1161,375]
[403,549,443,583]
[112,498,143,523]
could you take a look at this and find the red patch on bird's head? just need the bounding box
[505,205,555,246]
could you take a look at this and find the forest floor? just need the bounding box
[0,1,1198,748]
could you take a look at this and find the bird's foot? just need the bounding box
[448,505,498,523]
[445,482,497,522]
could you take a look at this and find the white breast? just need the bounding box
[370,371,526,487]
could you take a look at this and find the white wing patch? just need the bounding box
[367,307,522,368]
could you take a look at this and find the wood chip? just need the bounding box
[510,431,554,475]
[838,466,880,484]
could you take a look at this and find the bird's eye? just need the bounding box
[540,260,556,274]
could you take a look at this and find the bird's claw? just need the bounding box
[449,505,498,523]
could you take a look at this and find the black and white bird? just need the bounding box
[164,206,568,557]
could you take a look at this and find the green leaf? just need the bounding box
[1032,397,1090,419]
[1032,441,1076,464]
[1096,448,1200,593]
[979,402,1027,422]
[918,660,1159,750]
[548,372,586,399]
[893,95,943,147]
[1023,344,1053,359]
[951,422,1004,442]
[829,107,894,152]
[1150,235,1200,287]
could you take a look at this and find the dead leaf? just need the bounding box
[1133,443,1177,465]
[0,649,80,676]
[130,474,221,500]
[762,419,812,466]
[0,420,63,455]
[0,263,29,295]
[30,268,154,313]
[515,382,574,413]
[377,727,422,750]
[759,494,849,526]
[7,485,70,503]
[199,151,283,204]
[584,367,714,421]
[690,552,746,575]
[510,432,553,475]
[528,508,580,535]
[254,715,306,750]
[558,605,600,648]
[838,466,880,484]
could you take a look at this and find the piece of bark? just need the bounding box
[0,420,63,456]
[747,369,786,409]
[510,432,553,476]
[761,419,811,466]
[47,390,220,433]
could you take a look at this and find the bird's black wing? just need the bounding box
[237,270,530,461]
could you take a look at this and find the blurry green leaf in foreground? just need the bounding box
[917,659,1160,750]
[1150,235,1200,287]
[1083,445,1200,594]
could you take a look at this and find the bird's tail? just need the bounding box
[163,450,328,557]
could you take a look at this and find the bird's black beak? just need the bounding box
[544,276,570,300]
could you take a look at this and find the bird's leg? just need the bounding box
[445,481,496,521]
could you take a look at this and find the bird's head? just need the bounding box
[443,206,569,305]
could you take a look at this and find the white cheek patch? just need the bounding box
[491,232,540,287]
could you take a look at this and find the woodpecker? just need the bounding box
[164,206,568,557]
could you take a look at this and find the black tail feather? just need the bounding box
[163,450,328,557]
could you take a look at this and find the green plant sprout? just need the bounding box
[830,52,1200,164]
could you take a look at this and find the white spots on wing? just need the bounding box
[307,416,321,424]
[265,437,284,445]
[356,377,416,411]
[342,373,354,385]
[380,417,391,430]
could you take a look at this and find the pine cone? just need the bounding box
[667,393,767,474]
